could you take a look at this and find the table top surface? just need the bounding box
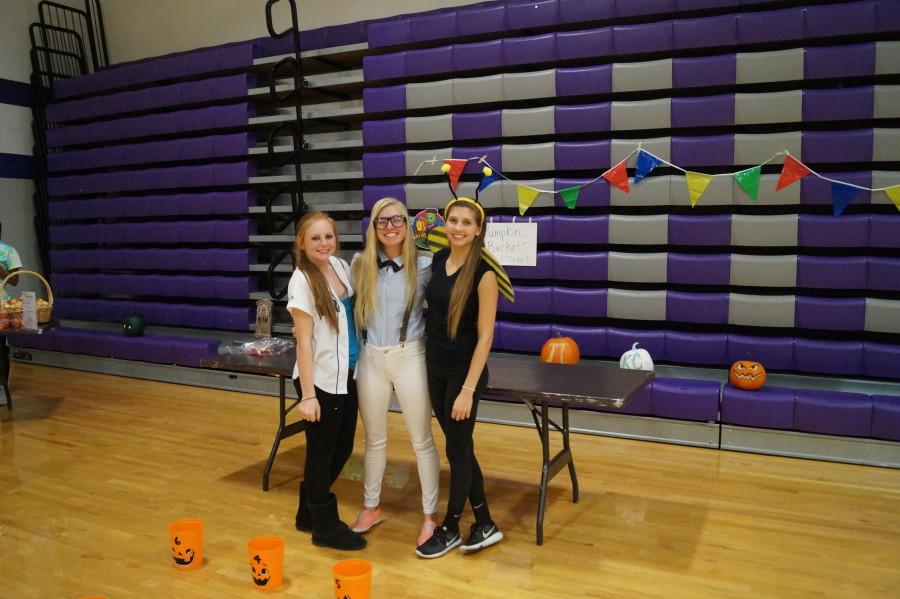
[0,320,57,336]
[201,351,653,408]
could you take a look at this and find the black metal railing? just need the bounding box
[39,0,108,75]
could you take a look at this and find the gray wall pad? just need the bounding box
[737,48,803,84]
[606,288,667,320]
[607,251,668,283]
[729,293,796,327]
[612,58,672,92]
[865,298,900,334]
[729,254,798,287]
[731,214,798,246]
[735,90,802,125]
[608,214,668,245]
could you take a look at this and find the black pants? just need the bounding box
[293,378,358,505]
[426,357,489,523]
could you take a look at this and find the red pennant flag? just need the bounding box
[442,159,467,190]
[602,160,629,193]
[775,155,812,191]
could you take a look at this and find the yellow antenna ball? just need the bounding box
[441,163,451,173]
[482,166,493,177]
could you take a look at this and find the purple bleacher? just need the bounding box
[671,135,733,166]
[666,331,728,365]
[555,103,611,134]
[213,220,255,243]
[805,1,877,38]
[804,43,876,79]
[363,184,406,210]
[552,324,609,359]
[869,215,900,248]
[453,112,502,141]
[879,0,900,31]
[459,4,508,36]
[48,162,253,196]
[453,40,503,71]
[363,85,406,114]
[651,377,720,421]
[215,306,253,331]
[555,178,610,207]
[552,214,607,243]
[453,146,502,173]
[557,28,613,61]
[864,343,900,379]
[722,386,796,430]
[668,253,731,285]
[179,221,215,243]
[803,87,874,122]
[409,11,458,43]
[407,46,453,77]
[498,285,552,315]
[613,21,673,54]
[737,7,804,44]
[362,152,405,178]
[674,14,738,49]
[366,18,411,48]
[727,334,795,371]
[607,328,665,363]
[507,0,560,29]
[552,251,607,281]
[871,395,900,441]
[868,257,900,292]
[556,65,612,97]
[794,339,865,377]
[794,297,866,331]
[362,52,407,81]
[183,305,217,329]
[554,141,610,171]
[794,390,872,437]
[797,256,867,289]
[667,291,729,324]
[559,0,613,23]
[673,54,736,88]
[502,34,558,66]
[616,0,674,17]
[798,214,869,246]
[505,251,554,280]
[668,215,731,246]
[800,172,872,206]
[671,95,734,128]
[553,287,606,318]
[493,321,552,353]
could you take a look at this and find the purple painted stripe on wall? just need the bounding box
[0,153,33,179]
[0,77,31,107]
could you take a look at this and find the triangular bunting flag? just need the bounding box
[733,166,762,202]
[775,155,812,191]
[477,172,499,192]
[426,225,515,302]
[602,160,629,193]
[831,182,860,217]
[558,186,581,209]
[441,159,467,189]
[685,171,714,207]
[634,150,662,185]
[885,186,900,212]
[516,185,541,215]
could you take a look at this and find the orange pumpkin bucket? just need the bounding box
[332,559,372,599]
[168,519,204,570]
[248,536,284,591]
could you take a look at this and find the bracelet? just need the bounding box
[460,385,476,393]
[300,396,317,402]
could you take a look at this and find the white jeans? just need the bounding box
[356,338,439,515]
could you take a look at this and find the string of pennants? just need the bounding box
[428,147,900,217]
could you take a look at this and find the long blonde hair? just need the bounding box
[352,198,418,334]
[446,200,487,339]
[293,212,341,330]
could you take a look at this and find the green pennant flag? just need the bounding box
[558,185,581,209]
[733,166,762,202]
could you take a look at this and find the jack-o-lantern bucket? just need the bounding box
[333,559,372,599]
[248,536,284,591]
[729,361,767,390]
[168,519,204,570]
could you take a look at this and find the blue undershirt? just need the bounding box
[342,296,359,370]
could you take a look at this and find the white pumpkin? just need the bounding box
[619,342,654,371]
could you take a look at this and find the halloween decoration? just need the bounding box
[250,554,271,587]
[413,208,444,250]
[167,518,203,570]
[619,342,654,371]
[540,335,580,365]
[247,536,284,591]
[332,559,373,599]
[729,360,767,390]
[123,312,145,337]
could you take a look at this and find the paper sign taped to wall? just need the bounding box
[485,222,537,266]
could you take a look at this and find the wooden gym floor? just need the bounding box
[1,363,899,598]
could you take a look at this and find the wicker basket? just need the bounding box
[1,270,53,323]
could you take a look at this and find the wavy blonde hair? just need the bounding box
[445,200,487,339]
[352,198,418,335]
[293,212,341,330]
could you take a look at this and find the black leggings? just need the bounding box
[426,359,489,524]
[293,378,358,505]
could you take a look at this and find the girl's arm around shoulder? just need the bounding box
[417,253,433,287]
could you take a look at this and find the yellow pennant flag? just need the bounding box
[685,171,714,207]
[516,185,541,215]
[886,185,900,212]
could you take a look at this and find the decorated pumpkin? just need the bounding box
[540,335,580,364]
[729,360,767,390]
[171,536,195,567]
[250,554,271,587]
[619,342,654,371]
[123,313,145,337]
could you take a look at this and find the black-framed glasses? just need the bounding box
[374,215,407,229]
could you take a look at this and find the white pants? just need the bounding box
[356,338,439,514]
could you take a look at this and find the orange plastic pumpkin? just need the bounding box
[540,335,580,365]
[171,536,196,568]
[250,554,271,587]
[729,361,767,390]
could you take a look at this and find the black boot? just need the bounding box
[295,482,313,532]
[308,494,367,551]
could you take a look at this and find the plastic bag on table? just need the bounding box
[239,337,295,357]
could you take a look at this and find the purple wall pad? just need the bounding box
[674,14,738,50]
[804,43,875,79]
[673,54,736,88]
[556,65,612,96]
[798,214,869,246]
[555,103,611,134]
[794,297,866,331]
[555,178,610,207]
[668,253,731,285]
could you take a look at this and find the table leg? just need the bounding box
[262,375,305,491]
[1,340,11,411]
[563,404,579,503]
[537,401,550,545]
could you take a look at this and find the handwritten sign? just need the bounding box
[22,291,38,331]
[485,222,537,266]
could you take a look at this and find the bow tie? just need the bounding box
[378,258,402,273]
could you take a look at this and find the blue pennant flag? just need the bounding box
[633,150,662,185]
[477,172,500,192]
[831,181,859,217]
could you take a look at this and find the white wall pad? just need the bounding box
[608,214,668,245]
[607,251,668,283]
[502,106,556,137]
[736,48,804,84]
[734,132,802,165]
[406,79,453,110]
[611,98,671,131]
[874,85,900,118]
[865,298,900,334]
[405,147,452,176]
[502,69,556,101]
[501,142,555,172]
[611,136,670,164]
[871,171,900,206]
[606,288,667,320]
[873,128,900,162]
[499,178,555,209]
[405,183,452,210]
[611,58,673,93]
[405,114,453,144]
[611,174,671,207]
[728,293,796,327]
[735,90,802,125]
[731,214,798,246]
[669,174,734,206]
[453,74,503,106]
[734,173,799,206]
[729,254,798,287]
[876,41,900,75]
